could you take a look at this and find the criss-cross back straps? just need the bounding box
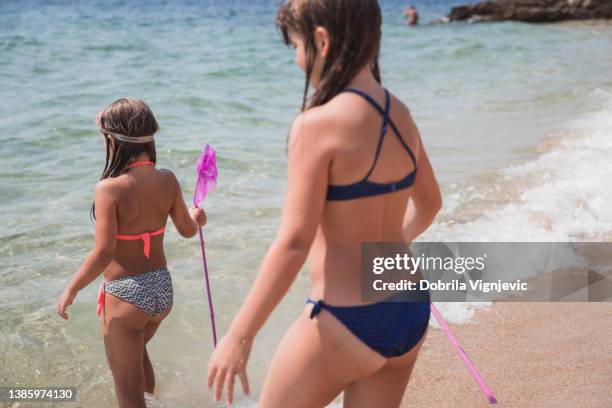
[341,88,417,169]
[356,88,391,181]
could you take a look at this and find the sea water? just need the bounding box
[1,0,611,406]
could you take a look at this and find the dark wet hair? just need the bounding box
[91,98,159,219]
[276,0,382,111]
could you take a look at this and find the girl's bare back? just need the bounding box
[102,166,177,281]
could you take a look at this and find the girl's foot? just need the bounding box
[144,392,159,408]
[145,392,161,408]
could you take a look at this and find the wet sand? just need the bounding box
[402,302,612,408]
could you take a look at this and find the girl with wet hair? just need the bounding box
[58,98,207,407]
[207,1,442,406]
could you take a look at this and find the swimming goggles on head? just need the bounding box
[95,112,155,144]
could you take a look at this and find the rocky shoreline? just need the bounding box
[448,0,612,23]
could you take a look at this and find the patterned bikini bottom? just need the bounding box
[97,267,173,317]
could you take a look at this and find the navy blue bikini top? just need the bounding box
[327,88,418,201]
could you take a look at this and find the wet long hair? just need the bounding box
[276,0,382,111]
[91,98,159,219]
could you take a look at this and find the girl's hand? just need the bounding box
[190,206,207,228]
[57,288,77,320]
[206,333,252,405]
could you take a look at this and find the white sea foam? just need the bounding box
[425,90,612,323]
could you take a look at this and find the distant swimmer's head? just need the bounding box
[95,97,159,176]
[276,0,382,110]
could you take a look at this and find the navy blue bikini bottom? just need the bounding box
[307,292,430,358]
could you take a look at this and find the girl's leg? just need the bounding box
[102,294,151,408]
[342,330,428,408]
[142,309,171,394]
[143,347,154,394]
[259,307,386,408]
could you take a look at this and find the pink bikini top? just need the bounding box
[115,161,166,258]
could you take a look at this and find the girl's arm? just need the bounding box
[57,181,118,319]
[402,124,442,242]
[206,112,332,405]
[167,171,207,238]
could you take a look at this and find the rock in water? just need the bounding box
[449,0,612,23]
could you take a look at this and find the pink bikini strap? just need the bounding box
[128,161,155,169]
[97,282,105,316]
[116,227,166,258]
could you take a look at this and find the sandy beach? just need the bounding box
[402,302,612,407]
[2,1,611,407]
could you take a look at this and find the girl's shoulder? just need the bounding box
[289,95,361,153]
[94,168,178,196]
[288,93,374,149]
[157,168,178,182]
[312,89,415,131]
[156,168,185,201]
[93,178,124,208]
[330,89,418,140]
[289,107,338,156]
[95,176,123,197]
[156,168,182,195]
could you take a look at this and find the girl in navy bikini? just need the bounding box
[57,98,207,408]
[207,0,442,407]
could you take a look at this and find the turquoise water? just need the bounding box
[1,1,611,406]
